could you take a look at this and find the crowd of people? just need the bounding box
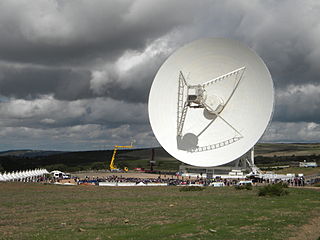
[76,175,207,185]
[57,174,311,187]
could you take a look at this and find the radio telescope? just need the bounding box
[148,38,274,167]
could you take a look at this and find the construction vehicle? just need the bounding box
[109,141,134,172]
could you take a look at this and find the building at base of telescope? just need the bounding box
[179,160,247,179]
[299,160,318,168]
[178,151,254,179]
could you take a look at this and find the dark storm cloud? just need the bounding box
[0,123,157,151]
[1,0,319,102]
[0,0,202,103]
[241,1,320,89]
[183,0,320,89]
[0,0,319,150]
[0,0,196,66]
[1,0,319,94]
[273,84,320,123]
[0,1,133,65]
[0,65,91,100]
[0,96,148,129]
[88,40,171,103]
[262,121,320,143]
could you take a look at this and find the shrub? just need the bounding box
[313,183,320,187]
[245,183,253,190]
[258,183,289,197]
[235,183,252,190]
[179,186,205,192]
[234,185,245,190]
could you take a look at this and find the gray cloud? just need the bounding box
[0,123,157,151]
[262,121,320,143]
[0,96,148,128]
[0,0,196,66]
[273,84,320,123]
[0,0,319,150]
[0,64,91,100]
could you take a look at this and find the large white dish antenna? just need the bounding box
[148,38,274,167]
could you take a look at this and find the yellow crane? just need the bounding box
[109,141,134,172]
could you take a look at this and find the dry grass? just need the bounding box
[256,143,320,157]
[272,167,320,176]
[0,182,319,240]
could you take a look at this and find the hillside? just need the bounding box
[0,150,65,157]
[255,143,320,157]
[0,143,320,172]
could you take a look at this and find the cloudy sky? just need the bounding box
[0,0,319,151]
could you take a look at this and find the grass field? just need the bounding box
[255,143,320,157]
[0,183,319,240]
[272,167,320,176]
[1,143,320,172]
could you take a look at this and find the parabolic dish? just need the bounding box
[148,38,274,167]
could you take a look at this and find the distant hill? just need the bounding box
[0,143,319,172]
[254,143,320,157]
[0,150,66,157]
[0,147,176,172]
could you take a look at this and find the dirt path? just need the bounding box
[291,186,320,191]
[287,215,320,240]
[287,187,320,240]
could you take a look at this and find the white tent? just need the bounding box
[0,168,49,182]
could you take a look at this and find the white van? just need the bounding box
[237,180,253,186]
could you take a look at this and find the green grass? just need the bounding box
[234,183,253,191]
[272,167,320,176]
[179,186,205,192]
[258,183,289,196]
[0,183,319,240]
[1,144,320,173]
[255,143,320,157]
